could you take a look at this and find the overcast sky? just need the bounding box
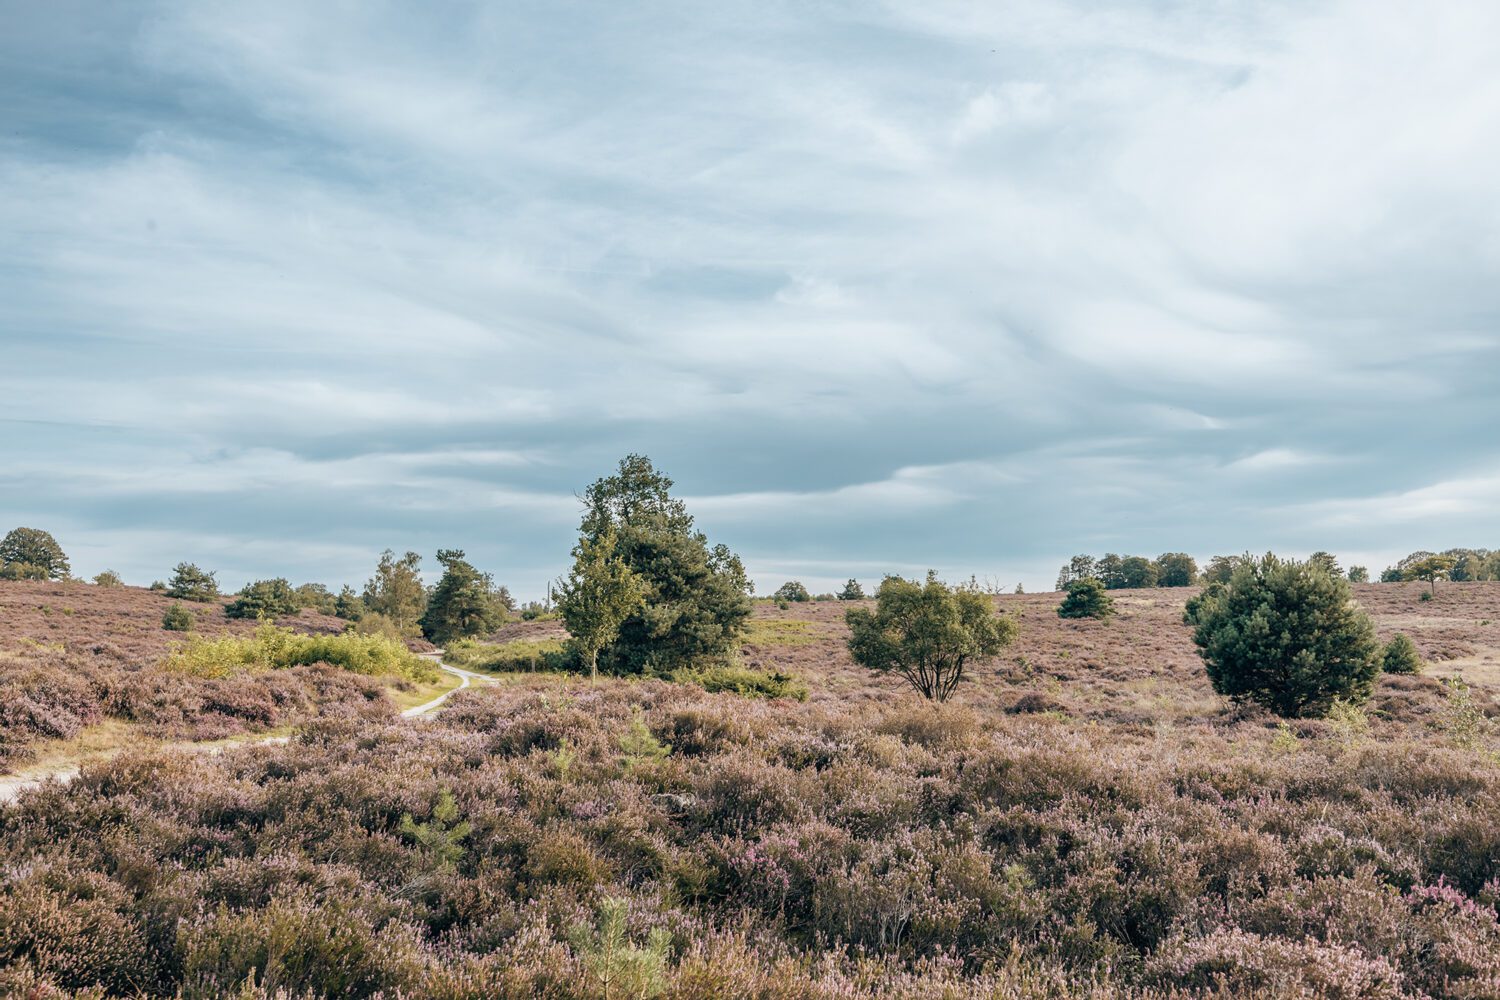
[2,1,1498,596]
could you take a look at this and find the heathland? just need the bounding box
[2,571,1499,998]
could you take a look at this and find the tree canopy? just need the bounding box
[364,550,426,633]
[166,562,220,602]
[1191,553,1381,718]
[557,527,648,680]
[846,572,1016,702]
[420,550,507,646]
[0,527,69,581]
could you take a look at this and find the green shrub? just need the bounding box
[838,578,865,600]
[1057,578,1113,620]
[1191,553,1381,718]
[773,581,811,602]
[568,896,671,1000]
[0,561,48,580]
[225,577,299,619]
[1382,634,1423,674]
[444,637,573,673]
[162,604,194,632]
[677,664,808,700]
[92,570,123,588]
[166,562,220,602]
[165,622,436,682]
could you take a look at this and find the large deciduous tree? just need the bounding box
[846,572,1017,702]
[364,550,426,633]
[578,455,753,675]
[0,527,69,581]
[1155,552,1198,587]
[1191,553,1381,718]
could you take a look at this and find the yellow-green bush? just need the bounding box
[444,637,572,673]
[165,622,436,683]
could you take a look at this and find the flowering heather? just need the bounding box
[2,579,1500,997]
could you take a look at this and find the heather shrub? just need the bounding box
[1192,553,1381,717]
[1382,633,1422,674]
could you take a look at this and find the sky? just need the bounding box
[2,0,1499,597]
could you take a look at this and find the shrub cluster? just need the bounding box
[164,622,438,683]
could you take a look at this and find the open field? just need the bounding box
[2,580,1500,997]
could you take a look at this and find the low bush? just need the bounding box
[162,604,194,631]
[1383,634,1423,674]
[225,577,299,619]
[444,637,573,673]
[676,664,808,700]
[1057,578,1113,620]
[164,622,436,683]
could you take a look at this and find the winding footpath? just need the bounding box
[0,649,482,805]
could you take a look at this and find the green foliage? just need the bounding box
[1441,678,1487,750]
[1347,565,1369,584]
[92,569,123,588]
[1404,554,1457,593]
[1419,590,1434,603]
[420,549,507,646]
[334,585,365,621]
[162,604,194,632]
[398,788,471,870]
[166,562,220,602]
[773,580,811,603]
[568,896,672,1000]
[1382,634,1423,674]
[0,561,48,580]
[445,637,572,673]
[293,582,338,615]
[1118,555,1159,589]
[1156,552,1198,587]
[1307,551,1342,578]
[676,664,808,700]
[1057,578,1114,620]
[225,578,299,619]
[0,527,70,581]
[165,621,437,683]
[619,715,671,770]
[149,580,166,591]
[578,455,753,675]
[837,578,865,600]
[1191,553,1381,718]
[1182,583,1225,626]
[1202,555,1248,585]
[846,572,1017,702]
[557,527,648,679]
[1380,566,1404,583]
[1055,554,1097,589]
[363,550,425,632]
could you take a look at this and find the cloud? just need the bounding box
[1,0,1497,594]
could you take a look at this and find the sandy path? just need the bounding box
[1,650,480,805]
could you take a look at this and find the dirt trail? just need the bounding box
[0,650,479,805]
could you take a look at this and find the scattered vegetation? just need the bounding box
[165,621,437,683]
[92,569,123,588]
[446,637,572,673]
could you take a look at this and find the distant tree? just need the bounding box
[162,604,194,631]
[1307,551,1341,578]
[166,562,220,602]
[1395,550,1436,575]
[1379,566,1403,583]
[1014,583,1025,594]
[149,580,167,592]
[1382,634,1422,674]
[1444,548,1489,582]
[1155,552,1198,587]
[493,584,517,614]
[577,455,752,675]
[293,582,338,615]
[1403,554,1458,594]
[420,549,508,646]
[1057,578,1114,620]
[0,527,70,581]
[363,550,425,632]
[334,585,365,621]
[1096,554,1127,590]
[1347,565,1369,584]
[837,578,865,601]
[226,578,298,619]
[1202,555,1246,586]
[846,572,1017,702]
[1056,554,1098,590]
[774,581,812,603]
[557,527,648,681]
[1118,555,1159,589]
[1191,553,1381,718]
[92,570,123,588]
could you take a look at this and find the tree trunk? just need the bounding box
[591,648,598,683]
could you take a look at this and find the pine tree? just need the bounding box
[420,549,505,645]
